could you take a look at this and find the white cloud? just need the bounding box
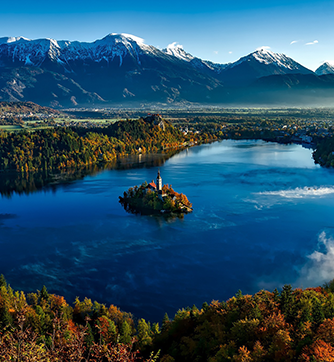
[298,231,334,286]
[213,50,218,54]
[258,186,334,199]
[229,51,233,54]
[290,40,298,45]
[256,46,271,51]
[167,41,183,50]
[305,40,319,46]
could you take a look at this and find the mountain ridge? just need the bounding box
[0,33,334,107]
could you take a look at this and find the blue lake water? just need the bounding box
[1,140,334,322]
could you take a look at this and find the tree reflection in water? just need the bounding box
[0,150,181,197]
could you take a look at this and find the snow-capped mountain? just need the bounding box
[217,48,313,85]
[162,43,228,73]
[0,36,62,67]
[0,33,333,107]
[230,48,310,72]
[161,45,312,84]
[0,34,162,69]
[0,35,312,78]
[0,33,224,106]
[162,43,195,62]
[315,61,334,76]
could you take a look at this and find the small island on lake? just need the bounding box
[119,170,193,215]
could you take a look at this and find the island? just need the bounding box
[119,170,193,215]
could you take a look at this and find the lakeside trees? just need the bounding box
[3,112,334,174]
[0,275,159,361]
[313,136,334,167]
[0,117,191,172]
[153,284,334,362]
[1,274,334,361]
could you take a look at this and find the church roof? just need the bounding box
[148,181,156,189]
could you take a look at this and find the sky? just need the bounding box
[0,0,333,70]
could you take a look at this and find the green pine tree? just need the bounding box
[119,320,132,344]
[0,274,6,288]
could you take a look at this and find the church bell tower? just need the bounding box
[157,170,162,192]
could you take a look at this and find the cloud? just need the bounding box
[213,50,218,54]
[229,51,233,54]
[257,186,334,199]
[256,231,334,292]
[167,41,183,50]
[305,40,319,46]
[256,46,271,51]
[298,231,334,286]
[290,40,298,45]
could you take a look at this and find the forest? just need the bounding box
[1,274,334,361]
[3,109,334,173]
[312,136,334,167]
[0,102,61,116]
[0,116,201,172]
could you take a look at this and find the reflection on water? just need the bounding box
[0,150,180,197]
[1,140,334,322]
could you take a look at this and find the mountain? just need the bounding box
[0,34,333,107]
[315,61,334,76]
[216,48,313,85]
[0,67,105,107]
[236,73,334,106]
[162,43,227,74]
[0,34,226,106]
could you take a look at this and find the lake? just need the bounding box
[1,140,334,322]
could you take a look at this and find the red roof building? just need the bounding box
[148,181,156,190]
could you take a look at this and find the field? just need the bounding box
[0,125,23,131]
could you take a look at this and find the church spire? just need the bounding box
[157,170,162,192]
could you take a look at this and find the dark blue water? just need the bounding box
[1,140,334,322]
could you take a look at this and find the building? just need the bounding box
[146,170,165,200]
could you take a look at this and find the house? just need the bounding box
[147,181,157,191]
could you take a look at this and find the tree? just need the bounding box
[40,285,49,302]
[162,313,170,331]
[0,274,6,288]
[137,318,153,349]
[120,320,132,344]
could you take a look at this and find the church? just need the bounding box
[147,170,164,199]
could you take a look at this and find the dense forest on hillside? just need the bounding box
[0,116,202,172]
[0,101,62,116]
[1,274,334,361]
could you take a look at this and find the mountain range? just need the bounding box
[0,33,334,107]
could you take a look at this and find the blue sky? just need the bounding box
[0,0,333,70]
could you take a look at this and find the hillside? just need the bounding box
[0,101,61,115]
[0,115,196,172]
